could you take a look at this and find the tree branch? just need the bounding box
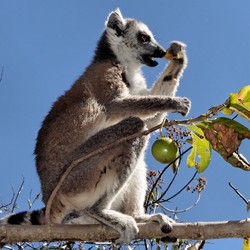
[1,219,250,244]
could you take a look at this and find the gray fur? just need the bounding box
[0,9,191,243]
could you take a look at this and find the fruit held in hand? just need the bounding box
[164,42,184,60]
[152,137,179,164]
[164,50,180,60]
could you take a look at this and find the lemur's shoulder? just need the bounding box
[76,61,129,103]
[43,61,127,120]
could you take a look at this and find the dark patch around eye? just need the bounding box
[138,32,150,44]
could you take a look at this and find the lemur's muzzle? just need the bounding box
[153,46,167,58]
[143,46,166,67]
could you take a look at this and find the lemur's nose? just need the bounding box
[154,46,167,58]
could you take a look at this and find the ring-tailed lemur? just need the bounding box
[0,9,191,243]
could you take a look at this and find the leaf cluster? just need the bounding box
[184,85,250,172]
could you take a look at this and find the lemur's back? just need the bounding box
[35,62,128,203]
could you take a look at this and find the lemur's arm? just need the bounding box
[106,95,190,121]
[149,41,187,97]
[105,42,190,124]
[145,42,188,127]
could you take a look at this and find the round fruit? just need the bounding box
[151,137,178,164]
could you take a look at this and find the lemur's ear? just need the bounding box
[106,9,126,37]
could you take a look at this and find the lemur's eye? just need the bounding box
[138,33,150,44]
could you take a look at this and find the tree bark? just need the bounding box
[1,219,250,244]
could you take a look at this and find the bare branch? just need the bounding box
[11,177,25,213]
[158,192,201,214]
[144,146,193,210]
[160,170,198,203]
[228,181,248,204]
[0,193,15,212]
[0,177,25,213]
[1,219,250,244]
[187,240,206,250]
[155,147,193,203]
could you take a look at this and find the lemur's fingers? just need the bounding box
[164,41,186,60]
[179,97,191,116]
[173,97,191,116]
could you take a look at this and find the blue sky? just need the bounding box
[1,1,250,249]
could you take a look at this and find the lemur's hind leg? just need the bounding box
[58,117,147,243]
[119,170,175,236]
[84,131,146,244]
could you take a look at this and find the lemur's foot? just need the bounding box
[174,96,191,116]
[165,41,186,61]
[114,216,139,244]
[148,213,175,233]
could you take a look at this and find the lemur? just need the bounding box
[0,9,191,243]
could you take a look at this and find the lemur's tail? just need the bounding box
[0,208,45,225]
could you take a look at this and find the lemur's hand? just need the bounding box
[174,96,191,116]
[164,41,187,61]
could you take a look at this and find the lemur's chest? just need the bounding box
[82,61,148,104]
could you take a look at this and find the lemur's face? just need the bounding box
[125,20,166,67]
[106,10,166,67]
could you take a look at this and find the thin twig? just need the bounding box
[0,190,15,211]
[143,239,148,250]
[199,240,206,249]
[144,146,193,210]
[27,190,41,209]
[158,192,201,214]
[228,181,248,204]
[145,163,172,210]
[159,170,198,203]
[11,177,25,213]
[145,147,193,209]
[22,242,37,250]
[156,169,179,203]
[155,147,193,203]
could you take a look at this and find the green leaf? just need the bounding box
[186,125,211,172]
[221,107,234,116]
[197,118,250,171]
[228,85,250,120]
[242,238,250,250]
[207,117,250,139]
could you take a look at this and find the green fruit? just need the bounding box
[151,137,178,164]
